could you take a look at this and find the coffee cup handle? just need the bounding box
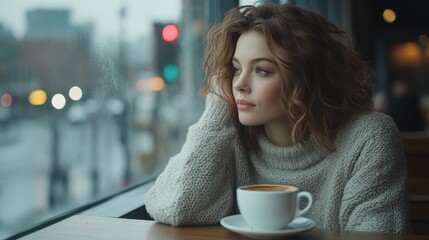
[296,191,313,217]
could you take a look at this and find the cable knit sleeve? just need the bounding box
[144,94,237,226]
[339,113,410,233]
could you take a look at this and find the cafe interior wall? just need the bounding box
[351,0,429,131]
[281,0,429,131]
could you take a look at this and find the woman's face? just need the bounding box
[232,30,288,128]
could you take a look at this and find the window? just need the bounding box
[0,0,192,238]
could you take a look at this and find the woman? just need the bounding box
[145,3,409,233]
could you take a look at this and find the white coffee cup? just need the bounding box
[237,184,313,230]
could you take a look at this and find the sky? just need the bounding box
[0,0,181,43]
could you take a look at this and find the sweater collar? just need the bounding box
[256,134,326,170]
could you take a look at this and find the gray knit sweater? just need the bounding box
[145,94,410,233]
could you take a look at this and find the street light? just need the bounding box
[28,89,47,106]
[51,93,66,110]
[69,86,83,101]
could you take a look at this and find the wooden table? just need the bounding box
[21,214,428,240]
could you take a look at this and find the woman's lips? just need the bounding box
[236,99,256,111]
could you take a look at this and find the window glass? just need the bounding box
[0,0,184,238]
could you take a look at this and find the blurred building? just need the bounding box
[17,9,97,101]
[0,23,22,118]
[26,9,77,42]
[0,23,18,91]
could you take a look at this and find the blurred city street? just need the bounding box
[0,0,201,238]
[0,116,127,238]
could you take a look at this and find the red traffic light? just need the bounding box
[162,24,179,42]
[1,93,12,107]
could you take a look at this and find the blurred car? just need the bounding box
[67,103,88,124]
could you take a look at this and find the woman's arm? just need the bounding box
[339,117,410,233]
[145,94,237,226]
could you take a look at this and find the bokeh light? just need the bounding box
[69,86,83,101]
[383,9,396,23]
[162,24,179,42]
[52,94,66,110]
[150,77,165,91]
[391,42,421,67]
[1,93,13,107]
[28,90,47,106]
[136,77,165,92]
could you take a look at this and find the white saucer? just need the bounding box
[220,214,315,239]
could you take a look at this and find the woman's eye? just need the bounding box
[233,66,241,74]
[256,67,270,76]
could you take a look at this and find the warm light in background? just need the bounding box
[162,24,179,42]
[69,86,83,101]
[136,77,165,92]
[383,9,396,23]
[1,93,13,107]
[28,89,47,106]
[150,77,165,91]
[52,94,66,110]
[391,42,421,67]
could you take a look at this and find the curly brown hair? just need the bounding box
[201,3,373,152]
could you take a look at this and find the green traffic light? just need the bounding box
[163,64,179,83]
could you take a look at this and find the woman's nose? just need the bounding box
[233,72,251,93]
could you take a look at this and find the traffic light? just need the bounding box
[154,23,180,84]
